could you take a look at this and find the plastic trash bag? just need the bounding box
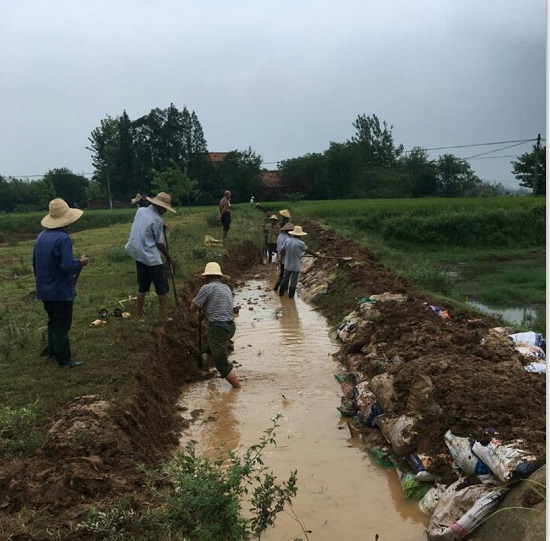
[444,430,490,477]
[419,484,447,516]
[426,479,508,541]
[396,467,432,500]
[377,414,417,457]
[472,437,539,483]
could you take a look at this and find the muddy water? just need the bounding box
[178,272,428,541]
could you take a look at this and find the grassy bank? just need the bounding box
[0,203,264,456]
[0,198,545,539]
[290,197,546,333]
[1,197,544,454]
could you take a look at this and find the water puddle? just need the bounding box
[465,299,538,328]
[177,272,428,540]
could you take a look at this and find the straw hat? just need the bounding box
[198,262,230,280]
[279,209,291,218]
[289,225,307,236]
[41,199,83,229]
[280,222,295,231]
[146,192,176,213]
[269,214,278,220]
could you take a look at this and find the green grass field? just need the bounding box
[0,197,545,457]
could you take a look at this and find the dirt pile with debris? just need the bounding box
[0,223,545,540]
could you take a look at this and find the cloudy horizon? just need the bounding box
[1,0,545,191]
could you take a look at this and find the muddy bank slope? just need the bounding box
[0,223,545,540]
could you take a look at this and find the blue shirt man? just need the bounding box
[33,199,89,367]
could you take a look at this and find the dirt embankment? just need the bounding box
[0,225,545,540]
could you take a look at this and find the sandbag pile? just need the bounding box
[332,292,544,541]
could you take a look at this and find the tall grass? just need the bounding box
[295,198,545,247]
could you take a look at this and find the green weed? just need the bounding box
[75,415,298,541]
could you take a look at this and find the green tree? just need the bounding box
[43,168,89,207]
[351,113,404,168]
[151,160,198,206]
[511,144,546,196]
[279,152,327,199]
[87,116,119,203]
[215,148,262,201]
[399,147,438,197]
[435,154,482,197]
[31,178,55,209]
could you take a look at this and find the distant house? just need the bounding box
[88,196,109,210]
[209,151,292,200]
[209,152,230,163]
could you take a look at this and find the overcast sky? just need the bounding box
[1,0,546,190]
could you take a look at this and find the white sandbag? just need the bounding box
[444,430,490,477]
[368,373,398,413]
[426,479,508,541]
[471,438,539,483]
[419,484,447,516]
[524,361,546,373]
[377,414,417,456]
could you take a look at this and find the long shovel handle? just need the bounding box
[198,308,203,367]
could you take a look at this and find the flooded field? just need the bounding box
[177,272,428,541]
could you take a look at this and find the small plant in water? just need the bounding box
[149,413,298,541]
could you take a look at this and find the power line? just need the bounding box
[5,137,545,176]
[403,138,540,153]
[463,141,528,160]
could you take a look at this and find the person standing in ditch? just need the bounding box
[33,198,90,368]
[273,221,294,291]
[125,192,176,321]
[266,215,280,263]
[279,208,291,227]
[190,262,241,388]
[218,190,232,239]
[278,225,319,298]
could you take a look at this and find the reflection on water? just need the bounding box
[177,272,428,541]
[466,299,538,328]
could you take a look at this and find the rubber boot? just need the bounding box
[279,285,287,297]
[288,287,296,299]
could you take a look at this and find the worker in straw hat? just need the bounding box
[125,192,176,321]
[279,208,291,227]
[277,225,319,299]
[33,198,90,367]
[190,262,241,388]
[273,221,294,291]
[265,214,280,264]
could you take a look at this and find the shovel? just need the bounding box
[197,308,205,368]
[320,255,353,261]
[163,229,186,319]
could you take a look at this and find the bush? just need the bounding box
[76,415,299,540]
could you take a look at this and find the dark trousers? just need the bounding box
[267,243,277,263]
[43,300,73,362]
[206,321,236,378]
[273,263,285,290]
[278,269,300,297]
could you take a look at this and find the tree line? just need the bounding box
[0,108,544,213]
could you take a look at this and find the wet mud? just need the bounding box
[0,226,545,540]
[178,274,428,540]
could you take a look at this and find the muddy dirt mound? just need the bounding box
[0,225,544,540]
[299,220,546,509]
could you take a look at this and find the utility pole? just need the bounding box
[532,133,541,196]
[106,171,113,209]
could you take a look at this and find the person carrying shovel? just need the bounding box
[33,198,90,367]
[125,191,176,321]
[190,262,241,389]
